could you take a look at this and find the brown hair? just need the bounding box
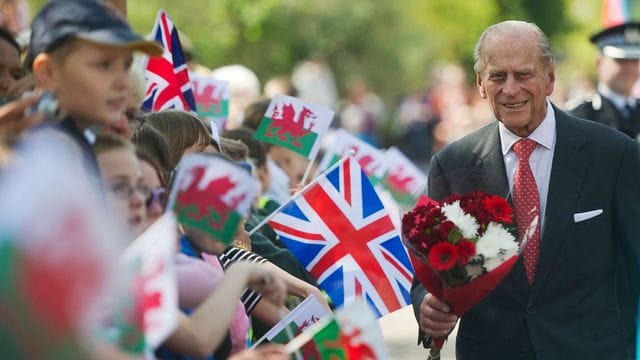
[143,110,210,169]
[218,137,248,161]
[242,98,270,131]
[132,124,173,182]
[222,127,267,168]
[136,147,167,189]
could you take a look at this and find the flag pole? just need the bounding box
[299,160,314,187]
[247,151,354,236]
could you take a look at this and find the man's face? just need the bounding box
[597,56,640,97]
[0,38,23,97]
[476,35,555,137]
[49,40,132,129]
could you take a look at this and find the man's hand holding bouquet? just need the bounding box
[402,190,527,359]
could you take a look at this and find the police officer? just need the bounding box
[567,22,640,142]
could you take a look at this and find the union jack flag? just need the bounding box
[268,157,414,318]
[142,10,196,112]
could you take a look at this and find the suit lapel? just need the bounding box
[469,122,510,196]
[529,106,589,301]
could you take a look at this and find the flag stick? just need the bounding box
[280,308,303,360]
[248,152,353,236]
[299,160,314,187]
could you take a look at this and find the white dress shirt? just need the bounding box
[498,99,557,232]
[598,83,637,113]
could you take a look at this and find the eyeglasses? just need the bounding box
[108,181,152,202]
[146,187,167,211]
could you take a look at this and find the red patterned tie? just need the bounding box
[512,139,540,284]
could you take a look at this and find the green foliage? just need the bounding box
[25,0,603,103]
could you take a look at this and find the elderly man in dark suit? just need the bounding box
[411,20,640,359]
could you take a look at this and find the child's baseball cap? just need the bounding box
[27,0,163,68]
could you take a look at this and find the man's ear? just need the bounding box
[32,53,56,90]
[476,74,487,98]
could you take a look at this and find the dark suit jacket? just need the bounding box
[410,106,640,359]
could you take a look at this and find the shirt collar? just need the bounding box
[499,99,556,155]
[598,83,636,109]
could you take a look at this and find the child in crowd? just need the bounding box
[94,133,288,359]
[27,0,162,183]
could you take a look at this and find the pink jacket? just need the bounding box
[174,253,249,354]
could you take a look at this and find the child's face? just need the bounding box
[49,41,133,129]
[98,148,148,237]
[269,146,308,187]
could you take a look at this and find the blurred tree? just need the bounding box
[24,0,601,105]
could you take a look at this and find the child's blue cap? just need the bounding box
[27,0,163,68]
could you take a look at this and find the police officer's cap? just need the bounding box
[590,22,640,59]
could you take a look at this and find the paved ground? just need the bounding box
[378,306,457,360]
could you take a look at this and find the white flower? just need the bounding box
[442,201,478,238]
[482,247,518,272]
[465,263,484,280]
[474,222,516,259]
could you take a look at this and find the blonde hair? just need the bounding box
[93,133,134,155]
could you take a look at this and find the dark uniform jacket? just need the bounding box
[567,91,640,140]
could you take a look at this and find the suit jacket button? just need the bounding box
[526,306,534,317]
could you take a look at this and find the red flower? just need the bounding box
[482,195,513,224]
[428,242,459,271]
[456,239,476,265]
[438,220,456,238]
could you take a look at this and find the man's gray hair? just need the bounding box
[473,20,555,74]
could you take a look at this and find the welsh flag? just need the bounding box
[167,154,260,245]
[254,294,330,359]
[256,294,330,344]
[0,137,124,357]
[255,94,334,160]
[191,74,229,134]
[116,213,179,353]
[317,128,385,181]
[285,300,388,360]
[377,147,427,208]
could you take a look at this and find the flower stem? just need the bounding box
[428,347,441,360]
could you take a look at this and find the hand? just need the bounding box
[229,344,288,360]
[305,286,332,313]
[419,293,458,338]
[0,93,42,138]
[243,264,287,306]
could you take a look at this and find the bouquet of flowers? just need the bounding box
[402,190,520,359]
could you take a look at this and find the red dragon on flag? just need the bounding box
[255,94,334,159]
[169,154,259,245]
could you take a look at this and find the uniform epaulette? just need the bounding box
[565,91,601,111]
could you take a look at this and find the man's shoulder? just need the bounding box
[435,122,497,159]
